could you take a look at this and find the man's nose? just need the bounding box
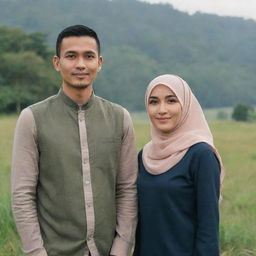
[76,57,86,69]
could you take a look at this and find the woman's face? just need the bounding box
[148,84,182,134]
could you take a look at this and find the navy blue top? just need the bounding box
[133,143,220,256]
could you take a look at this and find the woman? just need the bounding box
[134,74,224,256]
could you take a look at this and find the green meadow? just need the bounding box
[0,115,256,256]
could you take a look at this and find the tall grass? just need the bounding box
[211,122,256,255]
[1,116,256,255]
[0,115,24,255]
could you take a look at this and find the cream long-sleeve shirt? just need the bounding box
[12,102,138,256]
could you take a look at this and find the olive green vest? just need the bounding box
[30,89,124,256]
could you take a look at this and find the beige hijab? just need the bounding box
[142,74,224,183]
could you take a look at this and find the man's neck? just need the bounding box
[62,84,93,105]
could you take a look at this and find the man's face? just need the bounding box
[53,36,102,90]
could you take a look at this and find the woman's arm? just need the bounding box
[194,147,221,256]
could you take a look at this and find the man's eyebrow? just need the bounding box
[85,50,96,54]
[64,50,96,54]
[64,50,76,55]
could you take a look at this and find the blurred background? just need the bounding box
[0,0,255,255]
[0,0,256,116]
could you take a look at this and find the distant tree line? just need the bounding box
[0,0,256,112]
[0,27,59,113]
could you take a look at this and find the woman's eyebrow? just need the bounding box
[149,94,176,99]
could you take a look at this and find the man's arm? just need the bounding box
[110,108,138,256]
[11,108,48,256]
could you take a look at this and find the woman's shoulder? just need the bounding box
[187,142,218,167]
[188,142,220,173]
[189,142,214,156]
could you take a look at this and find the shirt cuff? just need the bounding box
[110,236,132,256]
[27,248,48,256]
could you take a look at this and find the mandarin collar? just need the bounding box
[58,87,95,110]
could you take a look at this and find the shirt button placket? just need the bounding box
[78,108,99,255]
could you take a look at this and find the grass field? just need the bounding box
[0,115,23,256]
[0,115,256,256]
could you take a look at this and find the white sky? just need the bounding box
[139,0,256,20]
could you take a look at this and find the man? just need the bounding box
[12,25,137,256]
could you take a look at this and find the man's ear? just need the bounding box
[53,55,60,71]
[98,56,103,72]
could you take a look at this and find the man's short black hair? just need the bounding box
[56,24,101,57]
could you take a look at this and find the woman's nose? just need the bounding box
[159,102,167,114]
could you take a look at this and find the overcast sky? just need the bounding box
[139,0,256,20]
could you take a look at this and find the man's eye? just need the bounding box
[66,54,75,59]
[86,55,95,59]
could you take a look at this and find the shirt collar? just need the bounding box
[58,87,95,110]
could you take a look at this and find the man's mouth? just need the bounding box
[72,73,89,77]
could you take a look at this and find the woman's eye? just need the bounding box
[149,100,158,105]
[167,98,178,103]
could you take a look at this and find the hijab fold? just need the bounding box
[142,74,224,183]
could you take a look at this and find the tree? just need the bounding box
[96,45,160,110]
[0,86,16,113]
[232,104,255,122]
[0,26,50,59]
[0,51,58,113]
[0,26,59,113]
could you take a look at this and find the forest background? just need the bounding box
[0,0,256,113]
[0,0,256,255]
